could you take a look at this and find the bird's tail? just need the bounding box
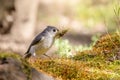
[23,53,32,59]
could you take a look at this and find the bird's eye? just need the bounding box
[53,29,56,32]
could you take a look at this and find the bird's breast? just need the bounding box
[34,38,54,55]
[43,38,54,48]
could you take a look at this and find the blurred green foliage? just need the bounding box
[38,0,120,32]
[55,39,73,58]
[75,0,119,30]
[55,39,93,58]
[54,33,101,58]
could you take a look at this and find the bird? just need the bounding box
[24,26,59,58]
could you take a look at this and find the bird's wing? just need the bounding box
[26,36,44,53]
[31,35,44,46]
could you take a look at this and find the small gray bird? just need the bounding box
[24,26,59,58]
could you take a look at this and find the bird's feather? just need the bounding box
[26,35,44,53]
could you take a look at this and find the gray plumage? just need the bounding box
[24,26,59,58]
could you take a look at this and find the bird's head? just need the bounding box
[45,26,59,38]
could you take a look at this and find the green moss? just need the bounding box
[30,58,120,80]
[21,59,32,80]
[29,32,120,80]
[74,32,120,60]
[0,32,119,80]
[0,52,20,59]
[30,58,83,79]
[93,33,120,52]
[92,33,120,60]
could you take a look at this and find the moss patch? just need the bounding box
[30,58,120,80]
[29,32,120,80]
[74,32,120,61]
[93,33,120,54]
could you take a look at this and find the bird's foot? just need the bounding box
[43,54,52,59]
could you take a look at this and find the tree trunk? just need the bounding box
[0,0,39,54]
[12,0,39,41]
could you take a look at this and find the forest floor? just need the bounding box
[0,32,120,80]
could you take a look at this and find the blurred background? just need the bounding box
[0,0,120,56]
